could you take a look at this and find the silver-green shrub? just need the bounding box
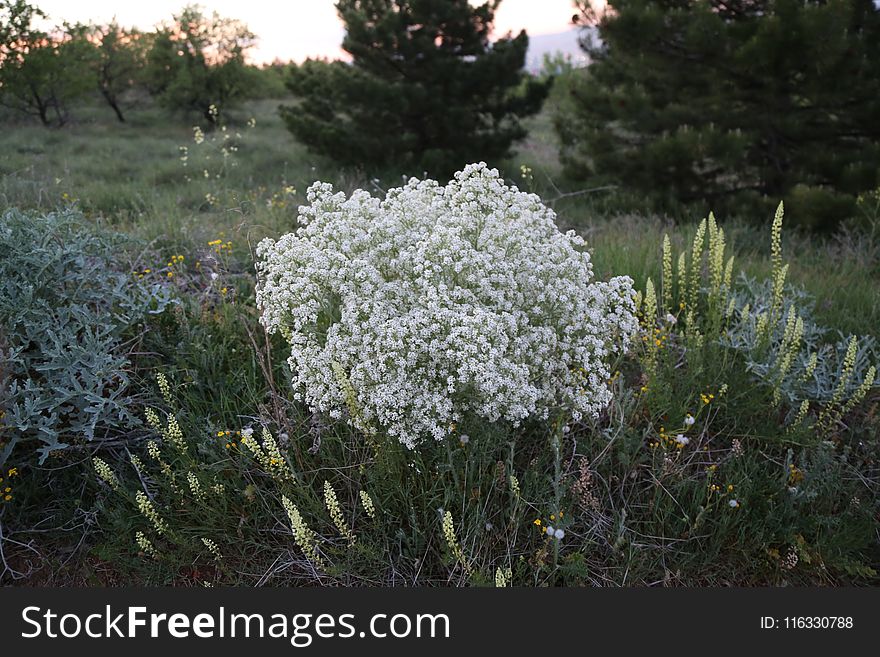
[720,275,878,408]
[0,209,173,464]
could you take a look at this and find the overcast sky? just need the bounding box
[35,0,586,64]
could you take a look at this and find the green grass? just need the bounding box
[1,97,878,586]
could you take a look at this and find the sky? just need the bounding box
[35,0,584,64]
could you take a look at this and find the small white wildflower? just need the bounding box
[135,531,157,558]
[211,272,219,281]
[684,414,695,426]
[240,426,254,438]
[242,428,293,483]
[729,499,740,508]
[495,567,512,587]
[442,511,470,574]
[359,490,377,519]
[459,433,470,445]
[187,472,206,502]
[136,491,168,535]
[665,313,677,325]
[156,372,173,405]
[324,480,356,544]
[201,537,222,560]
[144,407,162,432]
[554,528,565,540]
[674,434,689,446]
[146,439,162,461]
[163,413,185,451]
[93,457,120,491]
[546,525,555,536]
[282,495,324,569]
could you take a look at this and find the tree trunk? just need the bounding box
[109,99,126,123]
[101,87,126,122]
[36,100,50,127]
[29,85,51,127]
[52,100,67,127]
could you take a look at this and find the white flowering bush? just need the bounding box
[256,163,637,448]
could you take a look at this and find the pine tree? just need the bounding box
[556,0,880,230]
[281,0,549,176]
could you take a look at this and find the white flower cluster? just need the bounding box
[256,163,637,448]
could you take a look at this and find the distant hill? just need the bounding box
[524,28,594,73]
[526,27,600,73]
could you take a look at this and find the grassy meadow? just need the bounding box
[1,97,879,586]
[4,99,878,337]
